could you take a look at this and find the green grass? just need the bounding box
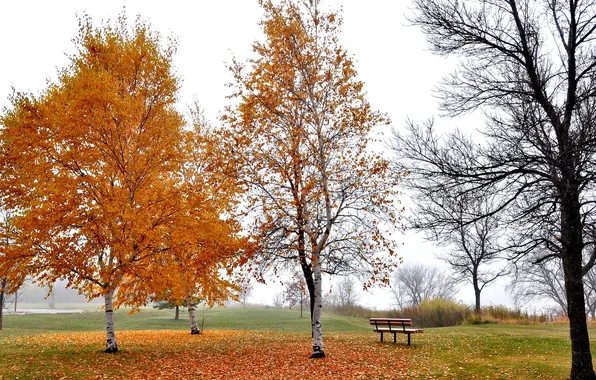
[0,307,593,378]
[410,323,577,378]
[1,306,370,336]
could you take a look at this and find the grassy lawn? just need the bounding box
[1,306,368,336]
[0,307,591,379]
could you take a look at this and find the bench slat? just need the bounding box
[373,328,423,334]
[369,321,412,326]
[369,321,412,327]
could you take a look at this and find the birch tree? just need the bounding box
[223,0,400,358]
[0,15,240,352]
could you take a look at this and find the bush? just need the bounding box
[324,299,553,327]
[399,299,471,327]
[464,305,553,325]
[465,313,497,324]
[325,298,470,327]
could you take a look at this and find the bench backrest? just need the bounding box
[369,318,412,327]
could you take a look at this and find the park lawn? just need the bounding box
[0,307,368,336]
[411,323,575,379]
[0,307,592,379]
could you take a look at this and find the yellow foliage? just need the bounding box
[0,15,245,310]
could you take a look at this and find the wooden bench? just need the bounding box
[369,318,423,345]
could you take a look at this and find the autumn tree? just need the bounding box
[0,15,240,351]
[391,1,596,377]
[153,299,182,320]
[143,105,246,335]
[223,0,400,358]
[152,233,243,335]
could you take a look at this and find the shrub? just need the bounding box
[465,313,497,324]
[399,298,471,327]
[324,299,553,327]
[325,298,470,327]
[464,305,553,325]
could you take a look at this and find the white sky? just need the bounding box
[0,0,518,309]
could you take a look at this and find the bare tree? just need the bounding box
[284,275,308,318]
[333,277,359,308]
[3,284,26,313]
[510,258,568,315]
[391,1,596,377]
[390,263,458,309]
[511,255,596,319]
[585,267,596,320]
[272,292,285,309]
[401,184,509,313]
[239,280,253,309]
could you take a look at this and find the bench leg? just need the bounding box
[380,332,383,342]
[393,333,396,344]
[408,333,411,346]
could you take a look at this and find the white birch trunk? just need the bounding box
[310,254,325,358]
[104,289,118,353]
[187,298,200,334]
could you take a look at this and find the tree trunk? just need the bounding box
[310,255,325,359]
[299,259,315,333]
[300,295,303,318]
[49,289,55,309]
[188,299,200,334]
[13,288,17,313]
[104,289,118,353]
[563,242,595,379]
[297,226,316,323]
[175,305,179,320]
[473,282,481,314]
[560,183,596,379]
[308,287,315,321]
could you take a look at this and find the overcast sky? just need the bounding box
[0,0,516,309]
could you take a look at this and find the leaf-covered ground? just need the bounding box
[0,309,589,379]
[2,330,422,379]
[0,325,579,379]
